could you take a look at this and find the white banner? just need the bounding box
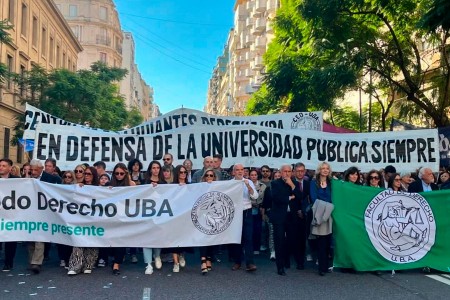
[24,103,323,139]
[33,123,440,172]
[0,179,244,247]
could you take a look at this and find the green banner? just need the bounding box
[332,180,450,272]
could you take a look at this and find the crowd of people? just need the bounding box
[1,154,449,277]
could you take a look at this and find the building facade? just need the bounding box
[0,0,82,162]
[206,0,279,116]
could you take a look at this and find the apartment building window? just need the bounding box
[17,142,23,163]
[68,57,71,70]
[99,6,108,20]
[56,44,61,68]
[4,128,11,158]
[8,0,15,24]
[21,2,28,37]
[100,52,107,63]
[69,5,77,17]
[62,52,66,68]
[71,25,82,41]
[19,64,26,96]
[49,36,54,64]
[32,16,38,47]
[6,55,14,90]
[41,27,47,57]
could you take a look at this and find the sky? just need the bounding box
[114,0,234,114]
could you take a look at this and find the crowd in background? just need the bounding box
[1,154,449,277]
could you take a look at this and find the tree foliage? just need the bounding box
[13,62,140,140]
[249,0,450,128]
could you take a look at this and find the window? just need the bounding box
[32,16,38,47]
[7,55,14,90]
[69,5,77,17]
[62,52,66,68]
[8,0,15,24]
[17,142,23,163]
[99,6,108,20]
[4,128,11,158]
[56,44,61,68]
[71,25,82,41]
[68,57,71,70]
[100,52,107,63]
[20,64,26,96]
[21,2,28,37]
[41,27,47,57]
[49,36,54,64]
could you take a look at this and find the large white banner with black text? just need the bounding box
[24,103,323,139]
[0,179,244,247]
[33,123,439,172]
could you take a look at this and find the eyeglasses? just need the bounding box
[115,172,125,176]
[75,170,84,173]
[85,172,93,176]
[394,178,401,182]
[64,175,72,179]
[369,176,379,180]
[179,171,187,174]
[163,158,171,161]
[205,174,215,178]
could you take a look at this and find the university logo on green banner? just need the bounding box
[332,180,450,272]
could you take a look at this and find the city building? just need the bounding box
[206,0,279,116]
[0,0,82,162]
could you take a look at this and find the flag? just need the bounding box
[18,138,34,152]
[332,180,450,272]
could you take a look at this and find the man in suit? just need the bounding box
[0,158,20,271]
[270,164,302,275]
[408,167,439,192]
[28,159,62,274]
[293,162,310,269]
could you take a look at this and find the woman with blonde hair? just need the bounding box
[74,164,86,183]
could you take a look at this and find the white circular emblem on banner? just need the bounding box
[290,112,321,131]
[364,190,435,264]
[191,191,235,235]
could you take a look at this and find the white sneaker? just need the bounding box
[60,260,66,267]
[173,263,180,273]
[97,259,106,267]
[253,251,260,255]
[145,264,153,275]
[179,255,186,268]
[270,251,276,260]
[306,254,313,262]
[131,255,138,263]
[67,270,77,276]
[154,256,162,269]
[83,269,92,274]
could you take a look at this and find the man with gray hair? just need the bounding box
[408,167,438,192]
[191,156,221,183]
[28,159,62,274]
[230,163,259,272]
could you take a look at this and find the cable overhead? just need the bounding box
[124,22,211,68]
[131,33,212,74]
[120,12,231,27]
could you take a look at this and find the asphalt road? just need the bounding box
[1,244,450,300]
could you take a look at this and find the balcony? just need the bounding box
[252,6,262,18]
[236,75,247,82]
[256,0,267,12]
[266,20,274,34]
[255,36,266,49]
[116,45,122,54]
[267,0,278,14]
[255,18,266,32]
[245,17,254,29]
[245,51,254,61]
[255,55,264,68]
[245,68,254,77]
[251,58,263,71]
[236,59,248,67]
[245,1,253,11]
[244,35,255,47]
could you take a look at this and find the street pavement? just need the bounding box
[1,244,450,300]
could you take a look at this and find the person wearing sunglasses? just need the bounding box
[162,153,174,170]
[365,170,383,188]
[67,167,100,276]
[198,168,217,274]
[168,165,191,273]
[142,161,166,275]
[387,173,403,192]
[74,164,86,184]
[108,163,135,275]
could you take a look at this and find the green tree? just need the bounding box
[14,62,134,140]
[127,106,144,127]
[250,0,450,128]
[0,20,13,82]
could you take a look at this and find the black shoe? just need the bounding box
[31,264,41,274]
[277,268,286,276]
[319,271,325,276]
[2,264,11,272]
[296,265,304,270]
[113,268,120,275]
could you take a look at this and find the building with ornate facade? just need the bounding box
[206,0,279,116]
[0,0,82,163]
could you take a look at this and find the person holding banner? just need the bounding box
[230,163,259,272]
[408,167,439,193]
[109,163,135,275]
[0,158,20,272]
[58,171,77,268]
[142,161,166,275]
[310,162,333,276]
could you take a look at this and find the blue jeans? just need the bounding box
[230,209,254,265]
